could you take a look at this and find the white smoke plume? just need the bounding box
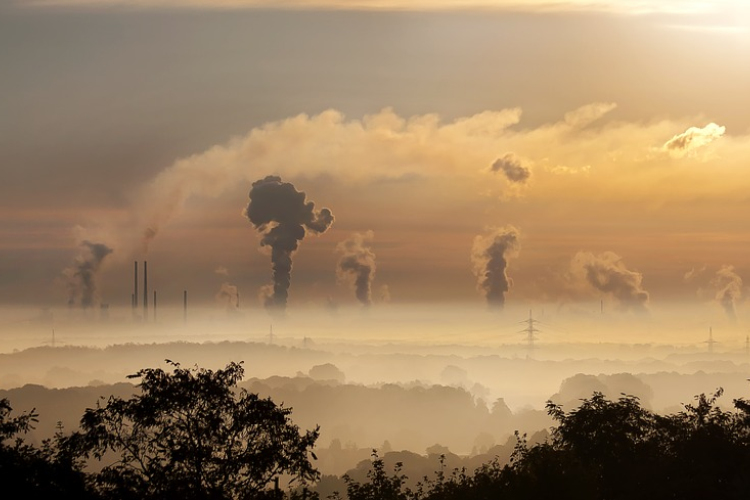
[711,265,743,323]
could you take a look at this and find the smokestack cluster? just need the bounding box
[245,176,334,312]
[132,260,155,322]
[65,241,113,310]
[471,226,520,308]
[336,231,377,306]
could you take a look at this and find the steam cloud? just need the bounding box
[571,251,649,313]
[336,231,377,306]
[490,153,531,183]
[245,175,334,311]
[216,282,240,310]
[663,122,725,156]
[711,265,743,323]
[471,226,520,308]
[64,241,113,309]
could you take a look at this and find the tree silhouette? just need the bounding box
[0,398,93,497]
[77,361,319,500]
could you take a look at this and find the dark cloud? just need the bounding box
[471,226,520,308]
[245,175,334,312]
[64,241,113,309]
[490,153,531,183]
[336,231,376,306]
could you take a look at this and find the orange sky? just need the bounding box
[0,1,748,323]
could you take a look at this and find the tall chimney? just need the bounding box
[133,261,138,310]
[153,290,157,322]
[143,260,148,318]
[183,290,188,323]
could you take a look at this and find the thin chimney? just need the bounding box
[133,261,138,309]
[183,290,188,323]
[143,260,148,318]
[153,290,157,322]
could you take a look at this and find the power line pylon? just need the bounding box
[519,309,540,353]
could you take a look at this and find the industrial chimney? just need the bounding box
[143,260,148,319]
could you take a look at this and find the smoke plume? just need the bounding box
[490,153,531,183]
[571,251,649,313]
[471,226,520,308]
[245,175,334,311]
[336,231,377,306]
[64,241,113,309]
[711,265,743,323]
[216,282,240,311]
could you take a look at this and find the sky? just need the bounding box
[1,0,750,327]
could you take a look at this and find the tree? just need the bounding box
[0,398,94,497]
[77,361,319,500]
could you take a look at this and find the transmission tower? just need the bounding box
[519,309,540,353]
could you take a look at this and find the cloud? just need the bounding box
[490,153,531,184]
[569,251,649,313]
[214,266,229,276]
[663,122,726,157]
[563,102,618,128]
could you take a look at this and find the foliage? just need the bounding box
[0,398,93,497]
[335,389,750,500]
[77,361,319,500]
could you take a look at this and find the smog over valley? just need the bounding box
[2,1,750,498]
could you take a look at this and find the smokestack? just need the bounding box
[153,290,157,322]
[183,290,187,323]
[143,260,148,318]
[133,261,138,310]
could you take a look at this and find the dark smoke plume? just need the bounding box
[471,226,520,308]
[245,176,334,311]
[490,153,531,183]
[64,241,113,309]
[336,231,376,306]
[712,265,742,323]
[572,251,649,314]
